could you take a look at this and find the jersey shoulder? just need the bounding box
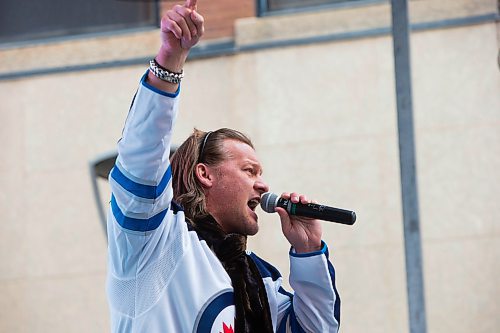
[248,252,282,282]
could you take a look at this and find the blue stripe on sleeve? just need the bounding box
[156,165,172,197]
[327,255,341,326]
[110,195,168,232]
[277,306,290,333]
[289,306,307,333]
[110,164,172,199]
[277,302,306,333]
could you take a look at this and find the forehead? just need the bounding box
[222,139,261,165]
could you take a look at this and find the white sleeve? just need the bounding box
[278,241,341,333]
[106,72,187,320]
[108,71,179,233]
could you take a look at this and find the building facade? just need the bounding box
[0,0,499,332]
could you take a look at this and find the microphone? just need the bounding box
[260,192,356,225]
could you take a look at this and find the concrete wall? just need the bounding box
[0,0,498,332]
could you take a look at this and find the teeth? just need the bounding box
[248,199,259,210]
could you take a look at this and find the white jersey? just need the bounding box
[106,72,341,333]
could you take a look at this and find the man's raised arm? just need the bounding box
[108,1,204,233]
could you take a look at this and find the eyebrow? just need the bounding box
[244,160,263,175]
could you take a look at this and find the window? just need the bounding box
[257,0,370,16]
[0,0,158,44]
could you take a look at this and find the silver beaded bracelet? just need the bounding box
[149,59,184,84]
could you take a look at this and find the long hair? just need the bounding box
[170,128,254,221]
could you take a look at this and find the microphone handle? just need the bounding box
[277,199,356,225]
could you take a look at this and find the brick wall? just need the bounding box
[160,0,256,40]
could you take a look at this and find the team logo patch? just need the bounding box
[194,290,235,333]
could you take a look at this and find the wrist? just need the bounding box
[293,242,322,254]
[156,47,188,73]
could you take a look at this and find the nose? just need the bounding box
[254,177,269,195]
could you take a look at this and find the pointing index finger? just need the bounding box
[185,0,197,9]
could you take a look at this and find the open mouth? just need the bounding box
[247,198,260,211]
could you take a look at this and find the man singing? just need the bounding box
[106,0,340,331]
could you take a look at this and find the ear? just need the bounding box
[195,163,214,188]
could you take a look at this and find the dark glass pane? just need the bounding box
[0,0,156,43]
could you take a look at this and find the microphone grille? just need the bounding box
[260,192,278,213]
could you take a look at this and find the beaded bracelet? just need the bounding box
[149,59,184,84]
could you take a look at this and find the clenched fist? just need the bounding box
[149,0,205,92]
[160,0,204,54]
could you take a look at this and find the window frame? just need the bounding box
[0,0,161,46]
[256,0,386,17]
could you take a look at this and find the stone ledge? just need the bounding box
[0,29,159,74]
[235,0,497,47]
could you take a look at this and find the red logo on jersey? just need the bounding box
[220,322,234,333]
